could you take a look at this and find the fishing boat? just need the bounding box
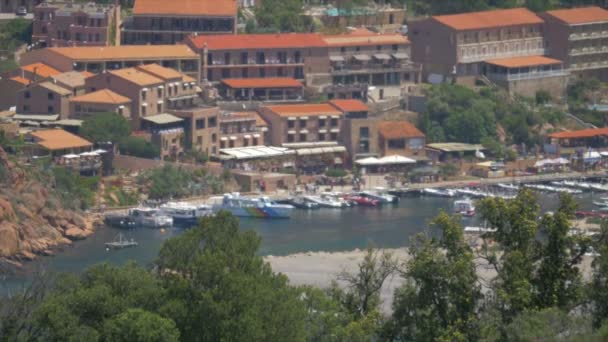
[105,233,138,249]
[343,195,379,207]
[360,187,399,203]
[453,198,476,217]
[160,202,213,226]
[211,193,294,218]
[422,188,456,198]
[103,214,137,229]
[127,207,173,228]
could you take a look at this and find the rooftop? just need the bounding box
[323,32,409,47]
[20,62,61,78]
[51,71,87,89]
[187,33,327,50]
[486,55,562,68]
[433,8,543,31]
[38,81,72,96]
[46,45,197,61]
[549,127,608,139]
[36,1,113,14]
[142,113,184,125]
[135,63,183,81]
[329,99,369,112]
[545,6,608,25]
[264,104,343,117]
[133,0,237,17]
[70,89,132,104]
[109,68,164,86]
[10,76,30,85]
[426,142,485,152]
[219,145,294,160]
[222,77,303,89]
[378,121,424,139]
[30,129,93,151]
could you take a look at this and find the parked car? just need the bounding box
[15,6,27,16]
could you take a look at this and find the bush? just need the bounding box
[325,168,347,178]
[52,167,99,210]
[119,136,160,159]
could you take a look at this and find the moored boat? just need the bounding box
[360,187,399,203]
[160,202,213,226]
[303,194,343,208]
[105,233,138,249]
[344,195,379,207]
[453,198,476,217]
[211,193,294,218]
[128,207,173,228]
[422,188,457,198]
[103,214,137,229]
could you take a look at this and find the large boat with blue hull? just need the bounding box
[160,202,213,226]
[211,193,294,219]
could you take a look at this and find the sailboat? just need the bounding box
[105,233,138,250]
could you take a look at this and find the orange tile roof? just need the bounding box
[70,89,132,104]
[133,0,237,17]
[545,6,608,25]
[329,99,369,112]
[378,121,425,139]
[47,45,197,61]
[222,78,303,89]
[486,55,562,68]
[10,76,30,85]
[81,71,95,78]
[20,63,61,78]
[323,33,409,47]
[110,68,164,86]
[433,8,543,31]
[30,129,93,151]
[183,75,196,83]
[264,104,343,117]
[187,33,327,50]
[549,127,608,139]
[136,63,183,80]
[252,112,268,127]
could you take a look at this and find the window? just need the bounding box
[157,88,162,97]
[75,104,82,112]
[241,52,248,64]
[224,52,230,64]
[377,45,382,51]
[388,138,406,149]
[252,137,258,145]
[359,127,369,138]
[355,46,361,52]
[319,133,325,140]
[330,132,338,141]
[141,90,147,100]
[256,52,265,64]
[277,67,284,77]
[41,26,47,34]
[141,106,147,116]
[299,119,306,128]
[288,120,295,128]
[157,103,162,112]
[48,92,54,100]
[75,33,81,41]
[294,50,301,63]
[196,119,205,129]
[287,134,295,142]
[22,105,29,112]
[48,105,54,113]
[197,136,203,145]
[222,68,230,78]
[220,141,226,149]
[299,133,306,141]
[24,91,30,99]
[229,140,235,148]
[330,118,338,127]
[318,119,325,127]
[259,68,265,77]
[207,53,213,65]
[243,139,249,147]
[208,116,217,127]
[392,44,398,51]
[242,68,248,78]
[340,47,346,53]
[211,133,217,143]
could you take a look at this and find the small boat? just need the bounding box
[304,194,343,208]
[103,214,137,229]
[287,196,320,210]
[160,202,213,226]
[422,188,456,198]
[210,193,294,218]
[344,195,379,207]
[456,188,486,198]
[360,187,399,203]
[464,226,497,234]
[105,233,138,249]
[321,192,351,207]
[453,198,475,217]
[128,207,173,228]
[496,183,519,191]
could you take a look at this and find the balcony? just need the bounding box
[459,48,546,63]
[330,62,414,75]
[570,45,608,56]
[569,31,608,41]
[209,58,303,67]
[570,59,608,71]
[487,69,569,82]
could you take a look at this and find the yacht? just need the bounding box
[127,207,173,228]
[303,194,343,208]
[320,192,351,207]
[453,198,475,217]
[211,193,294,218]
[360,187,398,204]
[422,188,457,198]
[160,202,213,226]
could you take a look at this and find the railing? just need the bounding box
[570,46,608,56]
[487,69,568,81]
[209,58,302,66]
[330,63,414,74]
[570,59,608,70]
[459,48,546,63]
[569,31,608,40]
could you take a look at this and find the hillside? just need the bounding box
[0,147,96,266]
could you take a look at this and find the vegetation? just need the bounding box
[119,136,160,159]
[253,0,314,33]
[52,167,100,210]
[0,18,32,73]
[406,0,604,15]
[138,165,226,200]
[325,167,348,178]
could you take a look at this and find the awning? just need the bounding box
[141,113,183,125]
[229,136,237,140]
[319,115,327,119]
[330,128,339,133]
[377,155,416,164]
[319,129,327,134]
[300,129,309,134]
[356,157,381,166]
[330,56,345,62]
[288,117,296,121]
[253,134,260,138]
[220,137,228,141]
[219,145,295,160]
[168,94,198,101]
[295,146,346,156]
[12,114,59,121]
[288,130,296,134]
[392,52,409,59]
[373,53,391,60]
[353,54,371,61]
[62,154,79,159]
[244,134,251,139]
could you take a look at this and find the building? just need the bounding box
[140,113,185,160]
[68,89,132,119]
[28,128,93,156]
[484,55,568,99]
[409,8,546,81]
[184,33,328,85]
[258,103,343,146]
[542,6,608,81]
[122,0,237,45]
[32,1,118,48]
[546,127,608,156]
[308,6,406,31]
[169,106,219,156]
[16,81,72,117]
[219,78,304,102]
[19,45,201,81]
[50,70,88,96]
[321,28,419,101]
[218,111,265,149]
[0,62,62,110]
[330,99,378,161]
[377,121,426,158]
[1,0,40,14]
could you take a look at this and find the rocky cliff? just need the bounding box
[0,147,96,265]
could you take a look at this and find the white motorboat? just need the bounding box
[128,207,173,228]
[160,202,213,226]
[453,198,475,217]
[210,193,294,218]
[496,183,519,191]
[320,192,351,207]
[360,187,398,203]
[464,226,497,234]
[422,188,456,198]
[304,194,344,208]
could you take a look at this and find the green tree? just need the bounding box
[52,167,100,210]
[80,112,131,144]
[119,136,160,159]
[383,212,481,341]
[103,309,179,342]
[590,221,608,328]
[501,308,592,341]
[255,0,310,32]
[156,212,307,341]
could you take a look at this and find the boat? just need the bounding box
[103,214,137,229]
[456,188,487,198]
[321,192,351,207]
[496,183,519,191]
[105,233,138,249]
[160,202,213,226]
[453,198,476,217]
[127,207,173,228]
[422,188,456,198]
[211,193,294,218]
[344,195,380,207]
[360,187,399,203]
[303,194,343,208]
[287,196,320,210]
[464,226,497,234]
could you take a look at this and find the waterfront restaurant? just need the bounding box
[217,145,296,172]
[219,78,304,102]
[547,127,608,153]
[28,128,93,156]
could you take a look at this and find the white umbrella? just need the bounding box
[62,154,79,159]
[356,157,381,166]
[378,155,416,164]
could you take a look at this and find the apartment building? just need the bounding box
[220,78,304,102]
[69,89,132,119]
[321,28,419,101]
[122,0,237,45]
[169,106,219,156]
[32,1,118,48]
[140,113,186,160]
[542,6,608,81]
[409,8,546,80]
[378,121,425,158]
[329,99,378,160]
[0,62,60,109]
[258,104,343,146]
[184,33,328,85]
[19,45,201,81]
[16,81,72,117]
[50,70,88,96]
[0,0,40,13]
[218,111,265,149]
